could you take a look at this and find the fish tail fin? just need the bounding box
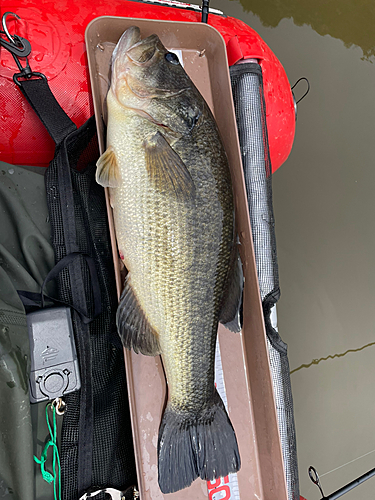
[157,389,241,493]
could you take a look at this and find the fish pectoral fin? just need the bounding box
[219,240,243,333]
[144,131,195,200]
[96,146,120,188]
[116,275,161,356]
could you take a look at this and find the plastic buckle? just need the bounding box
[79,488,125,500]
[102,489,124,500]
[0,11,47,86]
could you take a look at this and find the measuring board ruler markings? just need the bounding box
[208,340,241,500]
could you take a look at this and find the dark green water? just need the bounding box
[212,1,375,498]
[224,0,375,60]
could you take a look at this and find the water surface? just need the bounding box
[212,1,375,498]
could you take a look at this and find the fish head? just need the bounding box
[111,26,203,136]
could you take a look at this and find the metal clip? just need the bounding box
[0,11,46,86]
[291,77,310,105]
[51,397,66,416]
[0,12,31,57]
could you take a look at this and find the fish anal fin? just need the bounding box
[116,275,161,356]
[144,131,195,200]
[96,145,120,188]
[219,241,243,333]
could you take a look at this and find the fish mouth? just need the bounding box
[112,27,201,135]
[113,76,200,136]
[126,34,162,65]
[114,29,190,98]
[112,72,188,128]
[112,26,142,65]
[131,108,182,139]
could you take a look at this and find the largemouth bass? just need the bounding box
[96,26,242,494]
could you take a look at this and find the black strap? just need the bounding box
[53,122,95,497]
[17,76,77,145]
[18,252,102,324]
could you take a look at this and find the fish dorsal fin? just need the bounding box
[116,274,161,356]
[144,131,195,200]
[219,242,243,333]
[96,146,120,188]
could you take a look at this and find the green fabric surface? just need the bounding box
[0,162,56,500]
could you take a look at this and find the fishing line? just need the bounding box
[319,448,375,478]
[34,400,64,500]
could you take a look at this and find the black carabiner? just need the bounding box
[0,12,31,57]
[0,11,44,84]
[0,34,31,58]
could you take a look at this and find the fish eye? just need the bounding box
[165,52,180,65]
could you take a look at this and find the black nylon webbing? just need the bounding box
[52,128,95,496]
[18,251,102,323]
[18,77,77,144]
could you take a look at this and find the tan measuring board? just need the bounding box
[86,17,287,500]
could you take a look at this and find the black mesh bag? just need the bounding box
[16,77,137,499]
